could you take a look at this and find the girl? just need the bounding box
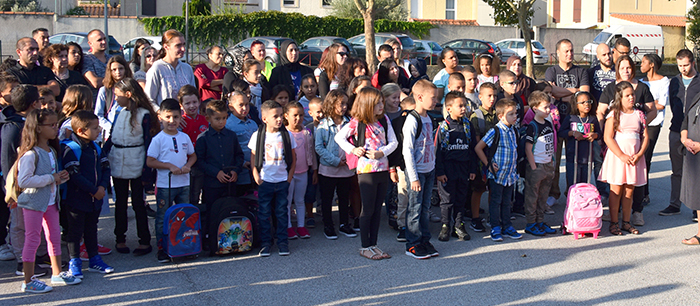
[16,109,79,293]
[346,75,372,113]
[240,59,267,112]
[145,29,196,106]
[336,87,397,260]
[95,56,133,139]
[598,81,648,236]
[380,83,402,120]
[559,91,601,191]
[284,102,317,240]
[269,40,313,98]
[107,78,159,255]
[408,58,429,89]
[433,47,461,101]
[59,84,94,141]
[134,46,158,89]
[337,57,369,92]
[314,90,356,240]
[298,74,319,126]
[194,45,228,101]
[271,84,293,107]
[66,42,84,72]
[128,38,150,74]
[376,59,408,92]
[318,43,348,99]
[475,53,500,86]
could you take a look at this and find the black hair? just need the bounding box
[11,84,39,112]
[160,98,182,112]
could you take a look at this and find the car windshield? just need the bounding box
[399,37,414,49]
[593,32,612,44]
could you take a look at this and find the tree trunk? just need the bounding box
[363,11,378,74]
[519,7,534,78]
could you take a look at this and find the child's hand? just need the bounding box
[243,161,251,170]
[469,173,476,180]
[352,147,366,157]
[586,132,598,142]
[7,199,16,209]
[217,170,230,183]
[254,176,262,185]
[491,162,499,173]
[633,153,645,164]
[93,186,106,200]
[366,150,384,159]
[437,175,447,184]
[390,171,399,183]
[619,154,632,165]
[169,164,182,175]
[530,163,537,170]
[312,172,318,185]
[228,171,238,183]
[410,181,421,192]
[287,172,294,183]
[573,131,585,141]
[181,165,191,174]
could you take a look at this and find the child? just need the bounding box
[241,59,266,118]
[461,65,481,112]
[536,82,566,208]
[304,97,323,227]
[271,84,293,108]
[250,100,297,257]
[63,111,114,278]
[106,78,159,256]
[298,74,318,126]
[435,92,478,242]
[498,70,524,127]
[16,109,79,293]
[474,98,523,242]
[346,75,372,111]
[336,87,397,260]
[230,78,262,125]
[381,83,402,121]
[559,91,601,191]
[393,95,415,241]
[0,73,18,110]
[95,56,133,139]
[402,80,439,259]
[598,81,648,235]
[59,84,93,141]
[408,58,429,89]
[315,90,355,240]
[284,102,317,239]
[178,85,208,205]
[38,88,56,112]
[146,99,197,263]
[0,73,17,262]
[225,91,258,196]
[441,73,466,118]
[522,91,557,236]
[475,53,500,86]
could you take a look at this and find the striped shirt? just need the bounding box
[481,121,519,186]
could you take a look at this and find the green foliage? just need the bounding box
[65,6,88,16]
[482,0,533,26]
[331,0,407,21]
[688,0,700,48]
[0,0,47,12]
[182,0,211,16]
[141,10,432,48]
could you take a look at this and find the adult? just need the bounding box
[32,28,49,66]
[386,38,410,76]
[82,29,112,95]
[133,46,158,89]
[612,37,631,65]
[377,44,394,64]
[679,87,700,245]
[661,50,700,218]
[42,44,88,102]
[95,56,133,135]
[505,55,536,108]
[6,38,59,97]
[145,29,195,107]
[433,47,461,102]
[375,59,409,91]
[268,40,313,98]
[545,38,590,203]
[66,42,84,73]
[128,38,150,74]
[194,45,228,101]
[588,43,615,102]
[250,40,275,80]
[337,57,369,92]
[221,46,253,97]
[318,42,348,99]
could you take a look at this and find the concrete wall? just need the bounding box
[536,27,600,56]
[0,13,54,58]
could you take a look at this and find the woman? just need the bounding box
[433,47,462,101]
[43,44,88,102]
[337,57,368,93]
[680,95,700,245]
[133,46,157,89]
[194,45,228,101]
[269,40,313,98]
[506,55,536,109]
[318,43,349,99]
[222,46,253,96]
[250,40,275,80]
[66,42,84,73]
[128,38,150,74]
[145,29,195,107]
[640,53,669,206]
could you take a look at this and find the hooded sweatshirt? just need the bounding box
[268,40,313,97]
[408,58,429,89]
[0,105,26,181]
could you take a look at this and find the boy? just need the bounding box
[402,80,439,259]
[38,87,56,112]
[0,73,18,110]
[304,97,323,228]
[497,70,525,127]
[0,72,18,261]
[249,100,297,257]
[440,73,465,118]
[63,111,114,277]
[474,98,523,242]
[435,92,478,242]
[225,91,258,196]
[194,100,244,249]
[461,66,480,112]
[522,91,557,236]
[178,85,207,205]
[394,95,415,242]
[147,99,197,263]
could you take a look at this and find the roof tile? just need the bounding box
[610,13,686,27]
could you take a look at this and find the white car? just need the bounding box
[123,36,162,62]
[496,39,548,65]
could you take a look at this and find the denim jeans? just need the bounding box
[258,181,290,247]
[405,170,435,249]
[488,179,514,229]
[155,186,191,248]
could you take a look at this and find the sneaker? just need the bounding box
[97,244,112,255]
[503,226,522,239]
[278,244,290,256]
[21,276,52,293]
[405,244,431,259]
[539,223,557,234]
[546,196,557,206]
[259,245,271,257]
[525,223,546,236]
[36,254,67,269]
[306,218,316,229]
[632,212,645,226]
[438,225,450,241]
[0,244,15,261]
[490,226,503,242]
[88,255,114,274]
[287,227,298,240]
[339,224,357,238]
[16,262,47,277]
[324,226,338,240]
[422,241,439,257]
[455,223,471,241]
[79,248,89,261]
[297,227,311,239]
[396,228,407,242]
[68,258,83,279]
[470,219,485,232]
[157,250,171,263]
[428,210,441,223]
[544,206,555,215]
[659,206,681,216]
[353,218,361,231]
[51,272,82,286]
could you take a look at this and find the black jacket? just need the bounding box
[0,106,25,182]
[435,115,478,178]
[62,135,111,212]
[669,73,700,133]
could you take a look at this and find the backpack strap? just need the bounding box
[280,126,293,172]
[409,110,422,140]
[354,121,367,148]
[486,127,500,174]
[63,140,82,162]
[474,109,486,135]
[254,124,266,171]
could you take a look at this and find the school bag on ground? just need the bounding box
[208,180,258,255]
[561,141,603,239]
[162,172,202,258]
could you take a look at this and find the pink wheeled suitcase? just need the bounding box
[561,141,603,239]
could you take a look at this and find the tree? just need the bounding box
[331,0,407,21]
[182,0,211,16]
[353,0,402,72]
[483,0,536,78]
[688,0,700,51]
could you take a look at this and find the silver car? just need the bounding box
[496,39,549,65]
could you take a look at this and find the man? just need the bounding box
[587,43,615,102]
[386,38,410,76]
[377,44,394,63]
[5,38,59,96]
[661,49,700,219]
[612,37,631,65]
[544,39,590,204]
[82,29,112,91]
[31,28,49,52]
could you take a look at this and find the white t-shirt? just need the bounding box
[147,131,195,188]
[643,77,670,127]
[248,130,298,183]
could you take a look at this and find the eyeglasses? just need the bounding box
[172,137,179,153]
[577,100,594,105]
[338,52,349,57]
[145,54,155,58]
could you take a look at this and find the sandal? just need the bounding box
[359,247,382,260]
[682,235,700,245]
[621,221,640,235]
[370,246,391,259]
[609,222,622,235]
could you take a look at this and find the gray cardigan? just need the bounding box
[17,148,59,212]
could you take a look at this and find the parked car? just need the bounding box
[122,36,162,62]
[49,32,123,57]
[496,39,549,65]
[413,40,442,65]
[228,36,293,66]
[298,36,358,66]
[441,39,501,65]
[347,33,416,60]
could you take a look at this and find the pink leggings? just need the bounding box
[22,205,61,262]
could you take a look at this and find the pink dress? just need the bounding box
[598,110,647,186]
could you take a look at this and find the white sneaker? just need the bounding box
[632,212,645,226]
[546,197,557,207]
[0,244,15,261]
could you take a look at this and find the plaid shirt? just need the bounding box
[481,121,519,186]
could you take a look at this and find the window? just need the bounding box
[446,0,456,20]
[553,0,560,23]
[283,0,297,6]
[322,0,332,6]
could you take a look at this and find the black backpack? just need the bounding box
[254,124,293,172]
[388,109,422,169]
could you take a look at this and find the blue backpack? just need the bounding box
[163,203,202,258]
[60,139,102,199]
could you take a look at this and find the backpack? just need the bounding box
[347,116,389,171]
[388,109,422,169]
[254,124,293,172]
[561,141,602,239]
[59,139,102,199]
[473,109,487,136]
[4,148,36,203]
[208,195,258,255]
[163,203,202,258]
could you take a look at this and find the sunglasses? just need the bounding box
[338,52,349,57]
[577,100,594,105]
[145,54,155,58]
